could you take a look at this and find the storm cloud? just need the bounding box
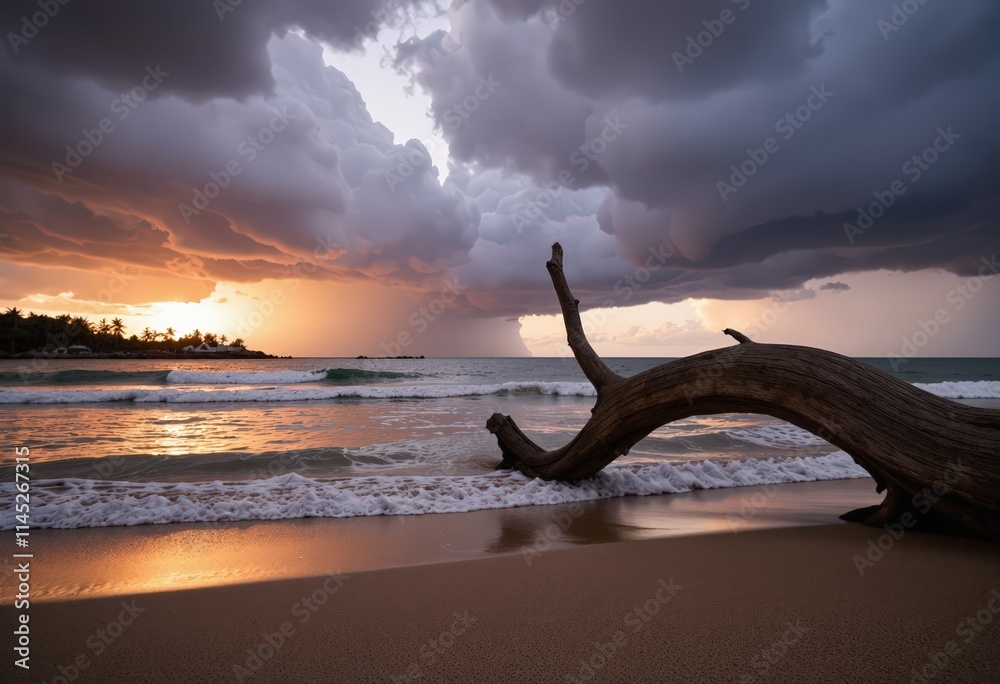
[1,0,998,330]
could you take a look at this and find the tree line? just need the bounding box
[0,307,244,355]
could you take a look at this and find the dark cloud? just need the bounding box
[396,0,1000,314]
[1,0,425,101]
[1,0,998,332]
[546,0,828,102]
[0,31,480,297]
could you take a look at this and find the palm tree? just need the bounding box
[203,332,218,346]
[219,334,228,345]
[141,328,156,343]
[3,307,23,354]
[232,338,245,348]
[163,327,175,341]
[71,317,94,347]
[110,318,125,351]
[96,318,111,351]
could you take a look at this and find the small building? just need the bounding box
[182,343,243,353]
[65,345,91,355]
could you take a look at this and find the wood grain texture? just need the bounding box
[488,244,1000,539]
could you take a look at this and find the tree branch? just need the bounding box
[723,328,753,344]
[487,248,1000,540]
[546,243,623,392]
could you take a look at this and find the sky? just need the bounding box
[0,0,997,358]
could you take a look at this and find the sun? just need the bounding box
[138,289,246,340]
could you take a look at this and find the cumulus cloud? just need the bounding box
[1,0,998,338]
[1,0,430,101]
[0,29,481,296]
[396,0,1000,311]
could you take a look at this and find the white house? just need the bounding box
[55,344,91,355]
[183,343,243,353]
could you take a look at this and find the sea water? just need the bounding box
[0,356,997,529]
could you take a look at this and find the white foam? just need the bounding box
[0,381,597,404]
[0,452,870,530]
[166,369,328,385]
[2,379,993,403]
[726,424,832,449]
[913,380,1000,399]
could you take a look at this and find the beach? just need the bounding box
[5,479,1000,683]
[2,357,999,682]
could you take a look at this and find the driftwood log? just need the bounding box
[488,243,1000,539]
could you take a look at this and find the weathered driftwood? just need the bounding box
[488,243,1000,539]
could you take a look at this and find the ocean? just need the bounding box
[1,356,998,530]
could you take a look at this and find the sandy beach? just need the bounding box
[5,480,999,683]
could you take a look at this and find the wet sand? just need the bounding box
[5,479,881,602]
[4,480,1000,683]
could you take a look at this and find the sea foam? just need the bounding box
[0,381,597,403]
[913,380,1000,399]
[0,452,870,530]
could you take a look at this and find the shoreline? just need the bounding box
[0,351,284,360]
[3,479,885,604]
